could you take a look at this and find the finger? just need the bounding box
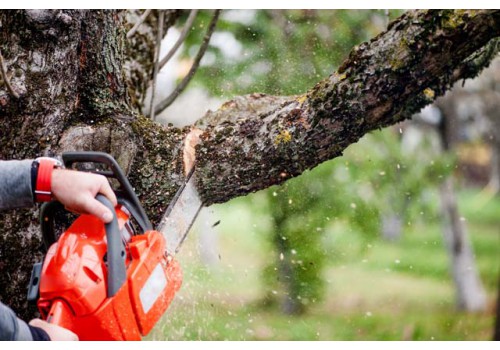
[97,177,118,206]
[80,196,114,223]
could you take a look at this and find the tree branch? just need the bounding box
[126,9,152,39]
[193,9,500,205]
[149,10,164,121]
[153,9,221,116]
[158,9,199,71]
[0,48,20,99]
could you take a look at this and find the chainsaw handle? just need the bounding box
[39,201,65,252]
[96,194,127,297]
[62,152,152,232]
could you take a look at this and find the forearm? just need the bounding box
[0,302,33,340]
[0,160,34,210]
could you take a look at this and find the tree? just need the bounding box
[0,9,499,320]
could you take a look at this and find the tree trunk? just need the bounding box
[439,177,487,311]
[0,9,189,319]
[494,271,500,340]
[1,9,499,319]
[381,212,403,241]
[435,93,488,312]
[484,73,500,192]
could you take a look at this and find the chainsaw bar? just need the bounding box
[157,168,203,256]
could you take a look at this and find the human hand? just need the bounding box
[50,169,118,223]
[29,319,79,341]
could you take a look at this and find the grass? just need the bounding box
[146,188,499,341]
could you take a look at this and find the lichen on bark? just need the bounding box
[194,9,500,205]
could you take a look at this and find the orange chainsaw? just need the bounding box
[27,152,203,340]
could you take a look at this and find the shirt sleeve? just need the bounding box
[0,302,33,341]
[0,160,34,210]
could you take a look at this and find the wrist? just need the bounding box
[32,157,63,203]
[28,325,51,341]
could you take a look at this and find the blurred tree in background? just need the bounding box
[177,9,477,314]
[187,9,395,313]
[155,8,499,337]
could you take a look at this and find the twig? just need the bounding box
[0,48,20,99]
[159,9,199,70]
[385,9,390,29]
[154,9,221,116]
[149,10,164,121]
[126,9,152,39]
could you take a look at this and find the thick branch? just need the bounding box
[194,10,500,205]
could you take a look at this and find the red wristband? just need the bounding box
[34,157,62,202]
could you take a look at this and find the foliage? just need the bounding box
[250,124,456,312]
[183,9,401,96]
[177,9,456,314]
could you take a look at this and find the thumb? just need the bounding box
[82,196,115,223]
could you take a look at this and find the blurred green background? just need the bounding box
[148,10,500,340]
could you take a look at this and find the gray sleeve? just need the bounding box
[0,302,33,340]
[0,160,34,210]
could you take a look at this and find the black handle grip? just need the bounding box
[96,194,127,297]
[40,201,65,252]
[62,152,152,232]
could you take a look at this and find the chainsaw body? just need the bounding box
[29,152,182,340]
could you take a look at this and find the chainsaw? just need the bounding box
[26,152,203,340]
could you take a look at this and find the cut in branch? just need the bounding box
[149,10,164,121]
[154,9,221,116]
[0,48,20,99]
[159,9,199,70]
[126,9,152,39]
[194,10,500,205]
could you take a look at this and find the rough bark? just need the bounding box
[0,9,499,319]
[0,9,188,319]
[194,10,500,204]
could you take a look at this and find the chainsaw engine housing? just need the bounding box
[30,152,183,340]
[37,207,182,340]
